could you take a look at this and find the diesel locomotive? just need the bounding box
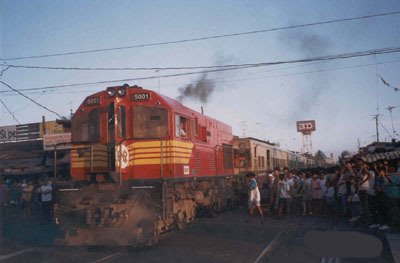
[54,84,243,246]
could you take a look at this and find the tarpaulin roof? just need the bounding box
[361,150,400,163]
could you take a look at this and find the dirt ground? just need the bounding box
[0,208,396,263]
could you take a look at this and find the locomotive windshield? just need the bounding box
[132,106,168,139]
[71,108,100,142]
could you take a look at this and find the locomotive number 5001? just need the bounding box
[131,93,150,101]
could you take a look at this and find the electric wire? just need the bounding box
[378,119,394,139]
[13,93,45,113]
[0,97,21,124]
[2,58,400,98]
[1,46,399,95]
[0,80,62,117]
[4,47,400,72]
[1,11,399,61]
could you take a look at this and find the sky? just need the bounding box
[0,0,399,157]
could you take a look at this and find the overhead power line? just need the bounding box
[0,80,62,118]
[6,63,245,71]
[2,58,400,98]
[0,97,21,124]
[1,46,399,95]
[378,119,394,139]
[3,46,400,73]
[1,11,399,61]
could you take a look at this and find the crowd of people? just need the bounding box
[248,159,400,230]
[0,177,54,224]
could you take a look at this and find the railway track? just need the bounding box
[253,227,290,263]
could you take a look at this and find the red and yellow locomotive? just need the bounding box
[55,84,242,245]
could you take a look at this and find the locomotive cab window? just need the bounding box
[72,108,100,142]
[132,106,168,139]
[175,115,188,138]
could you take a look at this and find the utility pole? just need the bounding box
[239,121,247,137]
[67,101,74,119]
[374,54,380,143]
[386,106,398,138]
[372,114,380,143]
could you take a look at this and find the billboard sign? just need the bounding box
[0,120,69,143]
[296,120,316,134]
[43,133,71,151]
[40,121,66,136]
[16,123,41,141]
[0,125,17,142]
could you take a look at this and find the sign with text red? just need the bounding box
[43,133,71,151]
[296,120,316,134]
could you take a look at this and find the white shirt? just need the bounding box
[338,173,348,195]
[326,186,335,198]
[40,184,53,202]
[367,171,376,196]
[320,178,327,197]
[360,175,369,191]
[278,180,291,199]
[357,169,370,191]
[287,178,294,189]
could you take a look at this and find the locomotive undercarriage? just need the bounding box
[54,175,242,246]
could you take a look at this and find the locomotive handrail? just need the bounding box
[53,141,98,181]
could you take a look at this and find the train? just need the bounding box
[54,84,242,246]
[41,84,315,246]
[233,136,316,177]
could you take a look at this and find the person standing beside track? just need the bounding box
[39,178,53,224]
[269,167,280,214]
[373,168,391,230]
[356,160,371,223]
[276,173,291,219]
[310,173,323,215]
[21,179,34,218]
[337,164,350,217]
[246,172,264,224]
[302,173,312,215]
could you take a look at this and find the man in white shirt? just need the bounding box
[276,173,291,218]
[40,179,53,223]
[357,160,371,223]
[336,165,350,217]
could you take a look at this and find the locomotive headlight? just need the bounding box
[107,89,116,97]
[117,88,126,97]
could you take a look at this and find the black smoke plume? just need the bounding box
[177,74,215,104]
[284,31,331,56]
